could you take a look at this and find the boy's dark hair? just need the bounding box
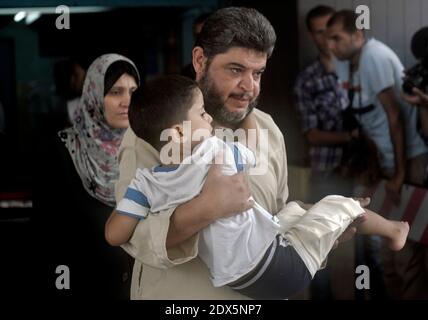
[195,7,276,60]
[327,10,361,35]
[104,60,140,96]
[129,75,199,151]
[305,5,335,31]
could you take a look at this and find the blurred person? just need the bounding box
[28,57,88,137]
[327,11,428,299]
[295,5,356,204]
[403,27,428,167]
[181,12,211,79]
[405,87,428,141]
[61,58,87,124]
[327,10,428,198]
[294,5,358,300]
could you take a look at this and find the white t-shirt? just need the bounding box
[334,38,428,170]
[116,136,280,287]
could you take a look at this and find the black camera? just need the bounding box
[402,27,428,95]
[402,55,428,94]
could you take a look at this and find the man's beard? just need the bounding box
[199,71,258,127]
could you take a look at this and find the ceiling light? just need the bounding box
[13,11,26,22]
[25,11,41,25]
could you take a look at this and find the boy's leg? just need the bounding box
[230,235,312,300]
[282,195,364,277]
[356,209,409,251]
[276,201,308,233]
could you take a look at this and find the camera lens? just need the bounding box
[402,79,415,95]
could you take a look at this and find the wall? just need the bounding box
[298,0,428,69]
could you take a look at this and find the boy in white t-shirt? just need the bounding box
[105,75,409,299]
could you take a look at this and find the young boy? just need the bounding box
[105,75,409,299]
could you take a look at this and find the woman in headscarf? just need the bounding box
[34,54,140,299]
[59,54,139,206]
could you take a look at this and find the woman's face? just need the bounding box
[104,73,138,129]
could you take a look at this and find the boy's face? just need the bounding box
[185,88,213,149]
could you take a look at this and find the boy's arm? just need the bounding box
[105,210,139,246]
[116,137,252,268]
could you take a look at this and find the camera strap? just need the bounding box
[346,66,376,115]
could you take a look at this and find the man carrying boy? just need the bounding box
[114,7,364,299]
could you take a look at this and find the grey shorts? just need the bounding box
[229,234,312,300]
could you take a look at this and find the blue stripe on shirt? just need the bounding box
[153,165,179,172]
[233,144,244,172]
[124,188,150,208]
[117,210,147,220]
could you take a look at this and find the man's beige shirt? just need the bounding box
[115,108,288,299]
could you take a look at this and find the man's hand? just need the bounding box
[200,155,254,221]
[332,197,370,249]
[166,154,254,249]
[402,87,428,107]
[350,127,360,139]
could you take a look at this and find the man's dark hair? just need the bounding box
[104,60,140,96]
[327,10,360,35]
[305,5,335,31]
[129,75,199,151]
[195,7,276,60]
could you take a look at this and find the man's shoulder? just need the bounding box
[363,38,400,64]
[253,108,274,125]
[365,38,389,52]
[121,127,138,148]
[119,128,159,163]
[253,108,284,141]
[120,127,153,151]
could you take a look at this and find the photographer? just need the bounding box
[327,11,428,300]
[402,27,428,142]
[404,87,428,139]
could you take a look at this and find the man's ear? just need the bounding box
[192,46,207,79]
[354,30,365,45]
